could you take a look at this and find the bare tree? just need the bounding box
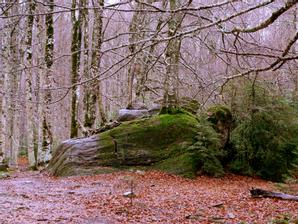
[4,0,20,166]
[41,0,55,162]
[23,0,38,167]
[90,0,106,125]
[70,0,83,138]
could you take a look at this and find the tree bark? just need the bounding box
[81,0,97,133]
[127,0,158,108]
[22,0,36,166]
[31,6,44,166]
[70,0,83,138]
[291,5,298,100]
[42,0,55,163]
[89,0,106,126]
[5,0,20,167]
[162,0,184,111]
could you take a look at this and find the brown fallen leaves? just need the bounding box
[0,170,297,223]
[82,171,298,224]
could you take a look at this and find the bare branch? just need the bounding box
[226,0,297,33]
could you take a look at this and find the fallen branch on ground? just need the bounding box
[250,188,298,201]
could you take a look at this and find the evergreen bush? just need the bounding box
[187,119,225,177]
[229,83,298,182]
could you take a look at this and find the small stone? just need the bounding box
[211,203,224,208]
[22,181,33,184]
[123,191,135,198]
[185,214,201,220]
[0,172,10,179]
[20,193,30,199]
[16,206,29,211]
[135,170,145,175]
[227,212,235,219]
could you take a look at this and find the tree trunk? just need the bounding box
[31,6,44,166]
[81,0,97,134]
[127,1,153,108]
[0,25,5,159]
[42,0,55,163]
[89,0,106,126]
[5,0,21,167]
[291,6,298,100]
[162,0,185,112]
[24,0,38,167]
[70,0,83,138]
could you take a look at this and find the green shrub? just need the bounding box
[187,120,225,177]
[207,105,232,126]
[229,84,298,182]
[206,105,233,150]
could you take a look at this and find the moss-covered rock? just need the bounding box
[207,105,232,123]
[0,171,10,179]
[181,97,200,114]
[0,164,8,172]
[0,154,8,172]
[48,113,204,177]
[154,152,199,178]
[207,105,233,148]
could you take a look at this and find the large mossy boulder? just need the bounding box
[48,113,202,177]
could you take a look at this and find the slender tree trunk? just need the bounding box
[42,0,54,163]
[89,0,106,126]
[0,28,5,159]
[137,0,167,103]
[127,1,152,108]
[291,6,298,100]
[24,0,37,166]
[162,0,184,112]
[81,1,98,132]
[30,6,44,166]
[0,38,9,162]
[70,0,83,138]
[82,0,98,132]
[5,0,20,167]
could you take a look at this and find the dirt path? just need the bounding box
[0,171,110,224]
[0,171,297,224]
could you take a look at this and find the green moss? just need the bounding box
[154,152,199,178]
[101,113,220,177]
[0,165,8,172]
[107,113,198,152]
[207,105,232,125]
[180,97,200,114]
[18,149,27,157]
[159,106,178,115]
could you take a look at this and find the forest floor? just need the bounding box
[0,167,297,224]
